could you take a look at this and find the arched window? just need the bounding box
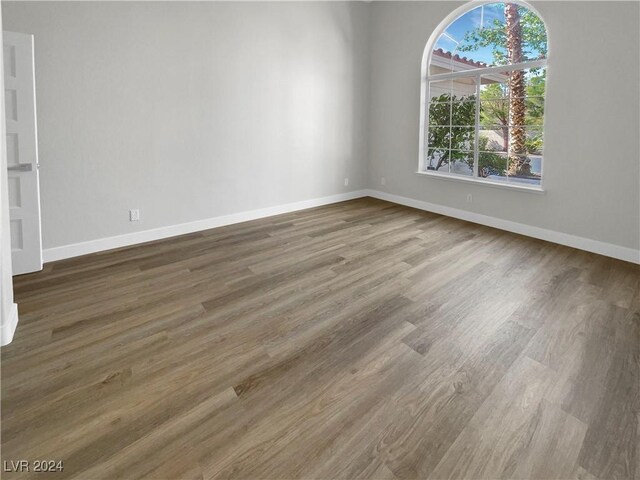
[419,1,548,188]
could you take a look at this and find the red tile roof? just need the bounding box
[433,48,488,68]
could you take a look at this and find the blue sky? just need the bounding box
[434,3,541,65]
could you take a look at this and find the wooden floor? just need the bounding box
[2,198,638,480]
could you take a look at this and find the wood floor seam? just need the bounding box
[2,198,638,480]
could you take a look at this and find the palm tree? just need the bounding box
[458,2,548,177]
[504,3,530,176]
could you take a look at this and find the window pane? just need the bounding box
[480,68,546,126]
[430,3,547,74]
[426,148,448,171]
[479,74,509,136]
[427,126,451,150]
[426,148,474,175]
[450,152,474,176]
[429,102,451,127]
[478,67,545,186]
[429,79,477,105]
[450,100,476,126]
[451,126,475,150]
[480,75,509,100]
[479,152,508,181]
[479,127,508,153]
[477,125,542,185]
[507,154,542,186]
[507,126,543,185]
[430,49,489,75]
[526,67,546,98]
[427,126,475,151]
[523,96,545,126]
[429,79,455,102]
[428,76,477,167]
[525,126,544,155]
[429,80,456,129]
[450,77,477,101]
[479,100,509,128]
[527,154,543,178]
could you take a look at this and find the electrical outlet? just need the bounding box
[344,177,349,187]
[129,209,140,222]
[466,194,473,203]
[381,177,386,186]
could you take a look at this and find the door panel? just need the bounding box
[4,31,42,275]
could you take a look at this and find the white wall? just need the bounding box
[368,1,640,253]
[2,0,639,264]
[2,1,371,250]
[0,5,19,345]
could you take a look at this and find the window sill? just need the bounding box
[415,170,546,194]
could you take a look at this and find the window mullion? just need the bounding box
[427,59,547,82]
[473,74,480,178]
[448,78,453,173]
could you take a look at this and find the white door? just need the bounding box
[4,31,42,275]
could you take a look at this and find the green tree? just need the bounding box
[478,140,507,177]
[458,3,547,65]
[428,93,507,178]
[525,71,546,124]
[480,83,509,151]
[428,94,475,171]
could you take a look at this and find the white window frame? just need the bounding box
[417,0,549,193]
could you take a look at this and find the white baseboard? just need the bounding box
[43,190,369,262]
[1,303,19,346]
[365,189,640,264]
[42,188,639,265]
